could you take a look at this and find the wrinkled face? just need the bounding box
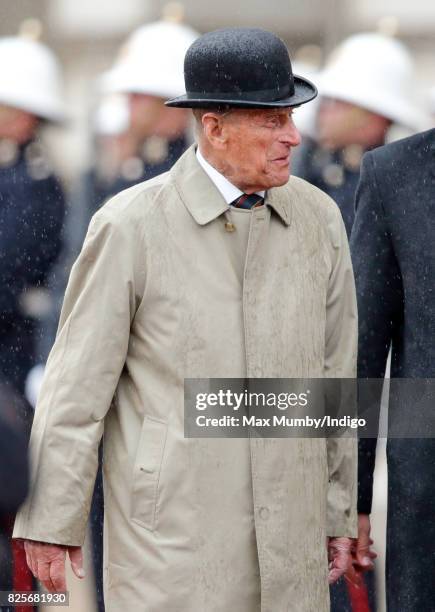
[202,107,301,192]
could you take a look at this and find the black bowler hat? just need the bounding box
[165,27,317,109]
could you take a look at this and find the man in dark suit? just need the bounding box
[297,31,421,611]
[350,128,435,611]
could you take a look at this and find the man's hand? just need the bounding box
[341,514,378,588]
[353,513,377,572]
[327,537,353,584]
[23,540,85,592]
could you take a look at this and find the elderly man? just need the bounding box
[14,28,357,611]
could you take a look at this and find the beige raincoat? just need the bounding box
[14,145,357,611]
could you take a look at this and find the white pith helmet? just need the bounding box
[317,32,422,129]
[93,95,130,136]
[0,35,66,122]
[291,58,320,139]
[100,19,199,100]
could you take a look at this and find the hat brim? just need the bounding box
[165,75,317,109]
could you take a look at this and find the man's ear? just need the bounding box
[202,113,228,149]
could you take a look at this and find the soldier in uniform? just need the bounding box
[96,17,199,207]
[294,33,422,238]
[0,34,66,396]
[0,32,66,612]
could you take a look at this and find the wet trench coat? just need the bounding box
[14,146,357,612]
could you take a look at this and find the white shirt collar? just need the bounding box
[196,147,265,205]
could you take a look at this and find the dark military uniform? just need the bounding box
[0,140,64,612]
[0,139,65,395]
[293,137,367,238]
[97,134,188,207]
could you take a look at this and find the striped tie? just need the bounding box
[231,193,264,209]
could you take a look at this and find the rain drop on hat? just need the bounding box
[165,27,317,109]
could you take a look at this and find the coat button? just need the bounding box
[259,506,270,520]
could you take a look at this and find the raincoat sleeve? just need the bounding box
[350,152,403,515]
[324,204,358,538]
[13,200,145,546]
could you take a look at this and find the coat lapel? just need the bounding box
[170,145,229,225]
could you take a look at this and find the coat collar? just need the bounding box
[266,182,292,227]
[170,144,291,227]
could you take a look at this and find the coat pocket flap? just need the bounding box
[130,416,167,532]
[135,416,167,474]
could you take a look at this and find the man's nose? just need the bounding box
[281,116,301,147]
